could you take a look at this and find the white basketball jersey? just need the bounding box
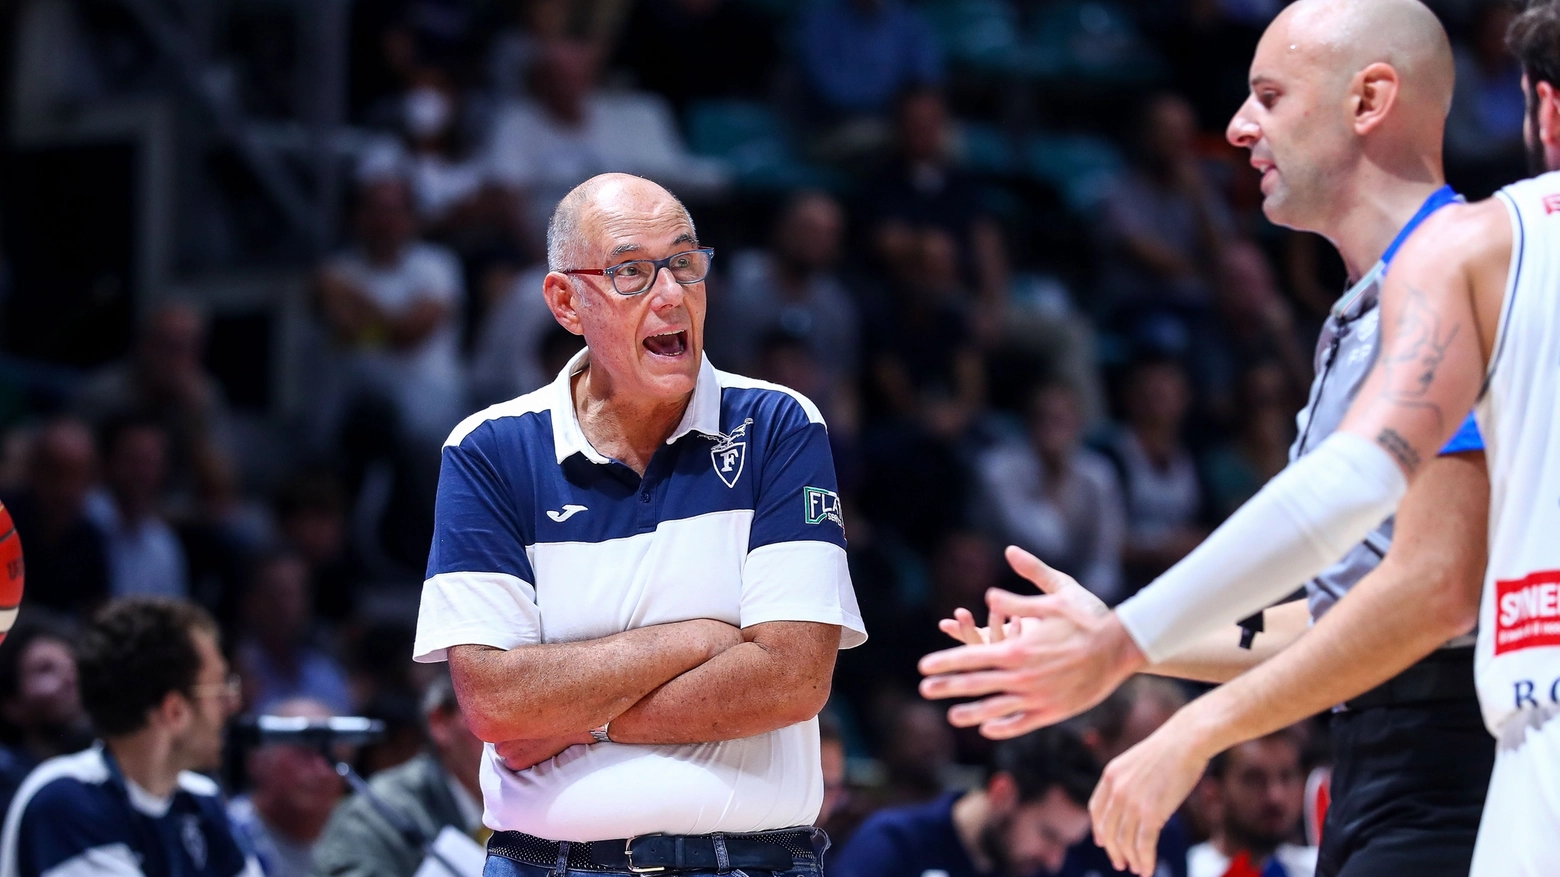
[1476,172,1560,741]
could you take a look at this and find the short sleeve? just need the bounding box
[1438,413,1483,455]
[414,435,541,663]
[740,400,866,648]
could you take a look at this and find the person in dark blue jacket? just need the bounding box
[0,598,259,877]
[830,728,1098,877]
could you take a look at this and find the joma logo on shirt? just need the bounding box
[804,487,843,526]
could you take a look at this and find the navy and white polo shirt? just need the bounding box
[413,349,866,842]
[0,746,260,877]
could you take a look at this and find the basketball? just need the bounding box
[0,501,23,644]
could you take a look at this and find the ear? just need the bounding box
[1352,62,1400,135]
[543,272,587,338]
[1537,80,1560,151]
[987,771,1018,812]
[154,689,192,734]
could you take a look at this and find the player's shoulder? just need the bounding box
[713,368,827,432]
[12,749,121,822]
[444,384,556,450]
[1394,197,1512,277]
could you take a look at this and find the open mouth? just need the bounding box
[643,330,688,358]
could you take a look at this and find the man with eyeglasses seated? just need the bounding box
[0,598,259,877]
[413,172,866,877]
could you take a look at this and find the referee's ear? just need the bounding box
[544,271,586,336]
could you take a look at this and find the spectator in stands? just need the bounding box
[74,302,235,513]
[1187,731,1316,877]
[793,0,943,120]
[870,697,959,808]
[1202,361,1294,520]
[1203,242,1310,423]
[1060,677,1191,877]
[1106,357,1209,588]
[863,88,1008,306]
[317,177,466,450]
[0,619,90,816]
[312,674,486,877]
[831,728,1098,877]
[228,698,344,877]
[233,551,353,715]
[707,191,859,382]
[0,598,254,877]
[272,472,363,625]
[614,0,779,114]
[818,712,849,831]
[3,419,109,617]
[485,39,727,245]
[976,382,1127,603]
[863,228,986,435]
[859,228,985,545]
[86,414,189,599]
[1446,0,1526,195]
[468,264,556,405]
[488,0,571,100]
[1098,94,1233,326]
[357,70,525,255]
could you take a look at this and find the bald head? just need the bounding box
[1272,0,1454,120]
[547,173,696,273]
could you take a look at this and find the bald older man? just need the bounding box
[920,2,1494,875]
[412,173,865,877]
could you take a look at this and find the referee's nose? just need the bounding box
[1228,99,1260,150]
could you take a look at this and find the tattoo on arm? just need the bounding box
[1376,428,1422,473]
[1376,284,1461,436]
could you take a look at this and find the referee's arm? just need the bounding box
[1090,450,1486,866]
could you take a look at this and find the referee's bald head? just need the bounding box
[1228,0,1453,228]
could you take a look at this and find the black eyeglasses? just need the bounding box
[562,248,715,296]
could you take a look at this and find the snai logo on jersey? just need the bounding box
[1495,570,1560,655]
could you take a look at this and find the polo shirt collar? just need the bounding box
[549,347,723,465]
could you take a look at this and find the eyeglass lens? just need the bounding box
[611,251,711,295]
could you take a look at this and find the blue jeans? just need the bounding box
[483,830,829,877]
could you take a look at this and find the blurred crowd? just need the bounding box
[0,0,1534,875]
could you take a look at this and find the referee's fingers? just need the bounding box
[918,638,1026,676]
[1095,778,1129,873]
[1130,818,1160,877]
[921,669,1027,706]
[1005,545,1074,595]
[946,694,1028,726]
[978,708,1053,739]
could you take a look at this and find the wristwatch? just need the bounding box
[590,722,612,744]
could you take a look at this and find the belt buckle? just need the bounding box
[624,835,666,874]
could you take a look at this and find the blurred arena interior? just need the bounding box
[0,0,1530,875]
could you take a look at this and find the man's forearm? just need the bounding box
[608,621,840,745]
[1145,599,1309,684]
[1167,452,1487,760]
[449,619,739,742]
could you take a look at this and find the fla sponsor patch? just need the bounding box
[803,487,843,527]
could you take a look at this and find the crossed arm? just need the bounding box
[449,618,840,766]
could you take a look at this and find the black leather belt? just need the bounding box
[487,828,819,874]
[1343,646,1477,711]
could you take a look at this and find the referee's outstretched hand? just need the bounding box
[1089,709,1208,877]
[918,547,1146,739]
